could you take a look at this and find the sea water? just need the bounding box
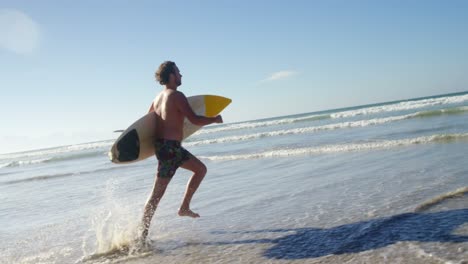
[1,92,467,263]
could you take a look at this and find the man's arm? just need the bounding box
[174,92,222,126]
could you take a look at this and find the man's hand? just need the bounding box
[214,115,223,124]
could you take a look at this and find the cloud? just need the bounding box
[262,70,299,82]
[0,9,41,54]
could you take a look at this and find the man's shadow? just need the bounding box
[208,209,468,259]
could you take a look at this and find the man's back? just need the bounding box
[152,89,185,141]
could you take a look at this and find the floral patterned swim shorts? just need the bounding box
[154,139,191,178]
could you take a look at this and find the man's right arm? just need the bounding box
[174,92,222,126]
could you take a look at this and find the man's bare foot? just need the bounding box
[178,208,200,218]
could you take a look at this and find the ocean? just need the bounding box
[1,92,467,264]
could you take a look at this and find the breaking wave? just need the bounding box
[0,140,113,161]
[0,151,106,168]
[200,133,468,160]
[411,106,468,118]
[0,158,51,168]
[188,115,409,146]
[197,113,331,135]
[1,167,120,185]
[187,107,468,146]
[331,94,468,118]
[191,105,468,140]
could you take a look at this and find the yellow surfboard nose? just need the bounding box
[204,95,232,117]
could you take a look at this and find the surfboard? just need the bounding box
[109,95,231,164]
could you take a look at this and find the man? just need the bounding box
[140,61,223,240]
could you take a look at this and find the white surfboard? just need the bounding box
[109,95,231,164]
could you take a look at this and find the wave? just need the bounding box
[1,158,52,168]
[1,151,106,168]
[2,172,75,185]
[1,167,120,185]
[187,115,410,146]
[1,106,465,167]
[411,106,468,118]
[191,106,468,140]
[195,113,331,135]
[331,94,468,118]
[0,171,14,176]
[186,106,468,147]
[414,187,468,212]
[64,141,114,152]
[200,133,468,160]
[0,140,114,161]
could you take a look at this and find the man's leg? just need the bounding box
[140,176,172,240]
[178,155,207,218]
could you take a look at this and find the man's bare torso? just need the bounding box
[152,89,185,141]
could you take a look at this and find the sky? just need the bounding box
[1,0,468,154]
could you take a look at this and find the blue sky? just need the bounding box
[1,0,468,154]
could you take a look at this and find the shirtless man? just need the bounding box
[140,61,222,240]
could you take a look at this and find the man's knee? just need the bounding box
[181,156,207,176]
[197,162,207,176]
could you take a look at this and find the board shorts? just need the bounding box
[154,139,191,178]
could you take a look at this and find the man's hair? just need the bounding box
[155,61,176,85]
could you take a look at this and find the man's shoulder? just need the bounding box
[167,90,186,100]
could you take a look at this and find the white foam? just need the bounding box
[0,140,114,161]
[412,106,468,118]
[331,94,468,118]
[1,158,51,168]
[186,114,414,146]
[200,133,468,160]
[0,149,107,168]
[0,162,11,168]
[65,141,114,152]
[196,113,331,135]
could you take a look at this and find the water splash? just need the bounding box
[80,179,148,263]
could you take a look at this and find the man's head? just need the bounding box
[155,61,182,88]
